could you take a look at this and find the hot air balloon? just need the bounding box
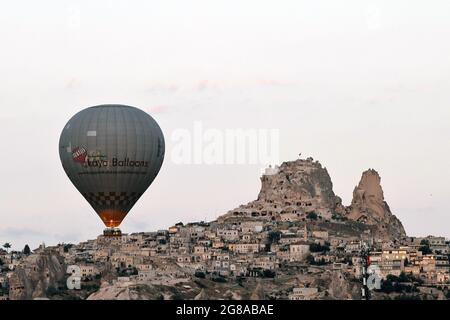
[59,104,165,236]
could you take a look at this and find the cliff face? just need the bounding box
[8,252,66,300]
[220,157,406,241]
[87,283,159,300]
[346,169,406,240]
[324,271,361,300]
[257,158,345,219]
[220,158,345,222]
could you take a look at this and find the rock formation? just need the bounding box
[220,157,346,222]
[194,288,208,300]
[346,169,406,240]
[250,281,266,300]
[323,271,361,300]
[8,252,66,300]
[219,157,406,241]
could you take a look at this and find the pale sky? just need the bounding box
[1,0,450,250]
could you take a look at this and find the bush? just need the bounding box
[307,212,318,220]
[23,244,31,255]
[419,245,432,255]
[212,276,227,283]
[84,284,100,292]
[46,286,59,296]
[263,269,276,278]
[398,272,410,283]
[0,287,6,295]
[379,273,421,294]
[268,231,281,244]
[63,244,73,253]
[343,257,353,266]
[194,271,206,278]
[118,267,138,276]
[309,243,330,253]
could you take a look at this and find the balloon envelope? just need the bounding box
[59,104,165,228]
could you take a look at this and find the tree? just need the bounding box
[379,278,395,293]
[309,243,330,253]
[268,231,281,244]
[307,212,318,220]
[343,256,353,266]
[398,272,410,283]
[2,243,11,253]
[379,274,421,294]
[263,269,276,278]
[419,245,432,255]
[306,254,315,264]
[212,275,227,283]
[45,285,57,296]
[63,244,73,253]
[23,244,31,255]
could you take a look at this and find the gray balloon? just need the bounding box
[59,104,165,228]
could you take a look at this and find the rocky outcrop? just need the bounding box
[87,282,196,300]
[220,158,346,222]
[257,158,345,218]
[219,157,406,241]
[194,288,208,300]
[250,282,266,300]
[345,169,406,240]
[326,271,361,300]
[8,252,66,300]
[87,283,159,300]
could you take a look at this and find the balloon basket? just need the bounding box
[103,228,122,237]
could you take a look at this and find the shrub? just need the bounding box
[268,231,281,243]
[263,269,276,278]
[419,245,432,255]
[307,212,318,220]
[309,243,330,252]
[46,286,59,296]
[212,276,227,283]
[194,271,206,278]
[379,273,421,294]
